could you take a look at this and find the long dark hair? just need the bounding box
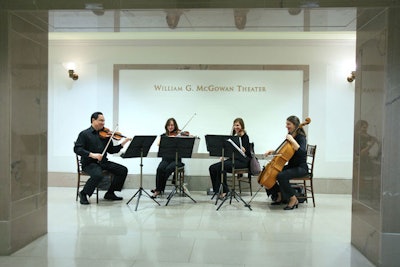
[287,115,306,136]
[232,117,246,135]
[165,118,179,135]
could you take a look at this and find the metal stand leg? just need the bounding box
[216,157,252,211]
[165,168,197,206]
[246,185,264,206]
[165,183,197,206]
[213,183,224,205]
[216,188,252,211]
[165,153,196,206]
[126,150,160,211]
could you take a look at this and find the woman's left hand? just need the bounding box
[286,134,295,143]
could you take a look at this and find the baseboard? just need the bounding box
[48,172,352,194]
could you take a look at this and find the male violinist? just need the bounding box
[74,112,132,205]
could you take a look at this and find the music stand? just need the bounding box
[158,135,197,206]
[205,135,231,204]
[205,135,252,211]
[123,135,159,211]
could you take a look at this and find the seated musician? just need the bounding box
[264,115,308,210]
[151,118,188,198]
[209,118,251,199]
[74,112,132,205]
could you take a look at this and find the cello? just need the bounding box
[257,117,311,189]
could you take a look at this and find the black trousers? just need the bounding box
[155,159,184,192]
[209,158,249,193]
[275,165,308,201]
[82,161,128,196]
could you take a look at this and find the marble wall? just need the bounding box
[0,11,48,255]
[352,7,400,267]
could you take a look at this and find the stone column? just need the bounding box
[352,7,400,267]
[0,10,48,255]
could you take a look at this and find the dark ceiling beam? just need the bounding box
[1,0,400,10]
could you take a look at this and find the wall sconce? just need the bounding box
[63,62,79,80]
[347,71,356,82]
[68,69,79,80]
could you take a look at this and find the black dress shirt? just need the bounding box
[74,126,123,168]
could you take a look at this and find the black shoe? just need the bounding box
[284,201,299,210]
[150,191,161,199]
[79,191,90,205]
[104,192,123,201]
[270,201,282,206]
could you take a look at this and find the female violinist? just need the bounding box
[209,118,251,199]
[151,118,186,198]
[264,115,308,210]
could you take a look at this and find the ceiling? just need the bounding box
[48,8,357,32]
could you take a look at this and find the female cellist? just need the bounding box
[151,117,187,198]
[264,115,308,210]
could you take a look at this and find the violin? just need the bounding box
[99,127,126,140]
[168,130,190,137]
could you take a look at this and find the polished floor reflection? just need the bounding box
[0,187,375,267]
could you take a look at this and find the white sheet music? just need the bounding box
[227,138,246,157]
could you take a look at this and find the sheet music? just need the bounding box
[227,138,246,157]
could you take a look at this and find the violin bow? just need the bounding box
[180,113,196,132]
[101,124,119,157]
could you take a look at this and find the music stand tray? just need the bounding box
[205,134,252,211]
[122,135,159,211]
[158,135,197,206]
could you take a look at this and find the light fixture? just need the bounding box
[347,71,356,82]
[68,69,79,80]
[234,9,249,30]
[288,8,302,15]
[85,3,105,16]
[165,9,182,29]
[63,62,79,81]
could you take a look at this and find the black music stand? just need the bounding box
[205,135,232,204]
[205,135,252,211]
[123,135,159,211]
[158,136,197,206]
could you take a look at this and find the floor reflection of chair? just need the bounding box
[75,153,113,204]
[290,144,317,207]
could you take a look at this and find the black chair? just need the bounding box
[75,153,113,204]
[228,142,258,196]
[291,144,317,207]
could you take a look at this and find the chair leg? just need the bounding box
[96,188,99,204]
[238,175,242,195]
[76,175,80,201]
[310,179,315,207]
[248,174,252,196]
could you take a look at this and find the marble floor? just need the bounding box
[0,187,375,267]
